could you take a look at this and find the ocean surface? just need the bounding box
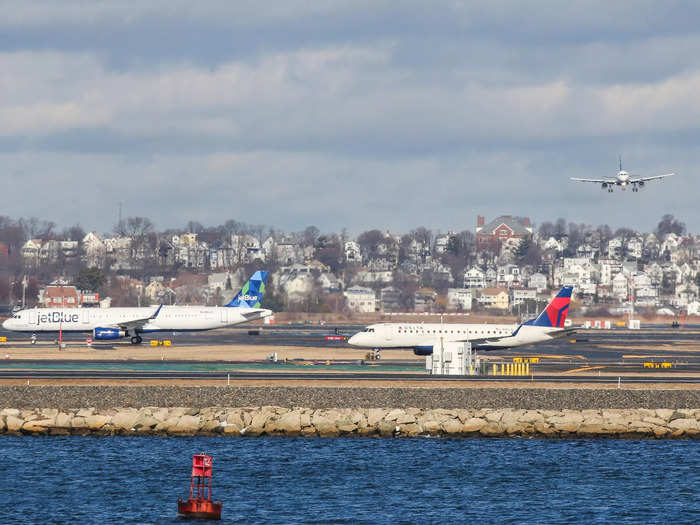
[1,436,698,524]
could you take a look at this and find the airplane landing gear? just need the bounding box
[130,335,143,345]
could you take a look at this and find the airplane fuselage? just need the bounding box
[348,323,565,351]
[2,305,271,334]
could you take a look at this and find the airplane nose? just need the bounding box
[2,319,10,330]
[348,333,360,346]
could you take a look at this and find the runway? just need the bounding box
[2,325,700,384]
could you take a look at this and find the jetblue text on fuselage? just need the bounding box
[36,312,80,325]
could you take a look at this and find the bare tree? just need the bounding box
[656,214,686,238]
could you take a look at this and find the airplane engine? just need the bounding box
[601,182,608,189]
[413,347,433,356]
[639,181,645,187]
[93,327,126,340]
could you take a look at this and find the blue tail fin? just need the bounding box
[225,270,269,308]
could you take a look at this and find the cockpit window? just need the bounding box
[363,328,375,333]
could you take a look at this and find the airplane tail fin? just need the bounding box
[225,270,269,308]
[523,286,573,328]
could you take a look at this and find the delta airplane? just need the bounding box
[570,159,674,192]
[2,271,271,344]
[348,286,574,354]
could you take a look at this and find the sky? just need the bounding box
[2,1,699,236]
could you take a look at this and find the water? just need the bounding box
[1,436,698,524]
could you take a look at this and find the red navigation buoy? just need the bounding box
[177,453,222,520]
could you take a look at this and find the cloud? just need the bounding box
[1,2,699,234]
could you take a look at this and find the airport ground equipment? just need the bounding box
[426,339,486,375]
[177,453,222,520]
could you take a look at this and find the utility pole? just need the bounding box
[22,275,27,307]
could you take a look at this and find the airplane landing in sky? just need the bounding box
[570,158,674,192]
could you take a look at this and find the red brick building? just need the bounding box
[476,215,533,251]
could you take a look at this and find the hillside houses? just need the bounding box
[5,212,700,316]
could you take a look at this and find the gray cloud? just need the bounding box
[1,2,699,234]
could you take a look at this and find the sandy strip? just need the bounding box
[1,378,698,390]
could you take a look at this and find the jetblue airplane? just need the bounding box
[2,271,271,344]
[348,286,574,354]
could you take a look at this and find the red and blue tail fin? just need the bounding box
[523,286,573,328]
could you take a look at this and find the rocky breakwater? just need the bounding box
[1,407,699,438]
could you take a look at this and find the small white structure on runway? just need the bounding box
[426,338,483,375]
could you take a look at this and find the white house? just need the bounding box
[528,273,548,292]
[446,288,472,311]
[344,286,376,313]
[463,267,485,288]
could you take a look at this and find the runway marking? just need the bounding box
[530,354,586,360]
[623,355,680,359]
[563,366,605,374]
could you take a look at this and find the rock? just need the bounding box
[269,411,302,434]
[420,420,442,434]
[668,418,698,433]
[6,415,23,432]
[0,415,5,432]
[86,415,111,430]
[397,423,420,437]
[155,416,180,432]
[484,410,504,423]
[336,420,358,434]
[642,416,667,427]
[395,413,416,425]
[534,422,555,435]
[76,408,94,418]
[519,410,544,424]
[152,408,169,421]
[112,410,140,431]
[500,410,525,426]
[133,416,160,431]
[0,409,20,417]
[200,419,223,433]
[171,415,201,433]
[22,419,54,433]
[651,425,670,438]
[453,409,473,424]
[669,411,687,422]
[246,410,274,436]
[655,409,674,421]
[225,411,246,431]
[41,409,59,419]
[312,412,339,437]
[384,409,405,422]
[548,412,583,433]
[462,418,486,433]
[441,418,463,435]
[53,412,71,428]
[377,420,396,437]
[480,422,505,436]
[299,410,313,429]
[71,417,87,428]
[367,409,387,427]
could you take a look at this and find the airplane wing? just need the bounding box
[570,177,617,184]
[115,304,163,330]
[628,173,675,183]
